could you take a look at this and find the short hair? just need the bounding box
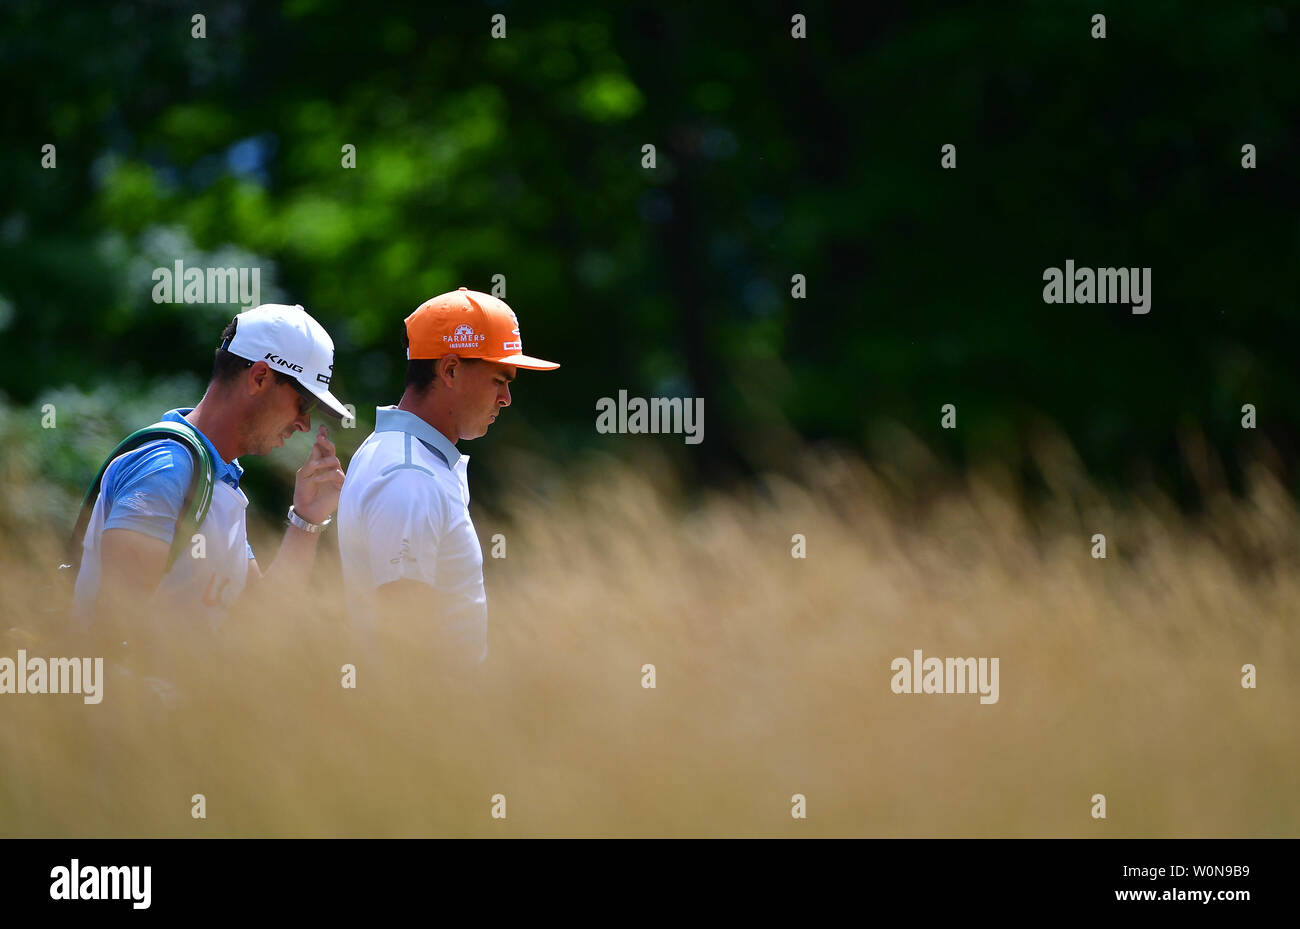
[402,323,480,393]
[212,317,296,388]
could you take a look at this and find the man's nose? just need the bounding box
[499,386,511,407]
[294,410,311,431]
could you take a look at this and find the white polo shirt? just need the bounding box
[338,406,487,663]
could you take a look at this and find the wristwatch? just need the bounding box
[287,506,332,534]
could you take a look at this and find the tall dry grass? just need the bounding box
[1,436,1297,837]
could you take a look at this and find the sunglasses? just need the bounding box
[289,382,319,417]
[241,359,319,416]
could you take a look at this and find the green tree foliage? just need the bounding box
[1,1,1297,524]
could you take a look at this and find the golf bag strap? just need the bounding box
[63,420,217,575]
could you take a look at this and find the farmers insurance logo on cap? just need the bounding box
[224,303,351,417]
[445,323,486,351]
[405,287,559,371]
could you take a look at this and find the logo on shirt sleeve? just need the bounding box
[389,538,417,565]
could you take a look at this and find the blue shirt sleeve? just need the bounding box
[101,440,195,545]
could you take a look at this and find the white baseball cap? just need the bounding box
[222,303,349,419]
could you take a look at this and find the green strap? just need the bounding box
[65,420,217,574]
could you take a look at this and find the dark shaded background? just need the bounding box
[2,0,1298,529]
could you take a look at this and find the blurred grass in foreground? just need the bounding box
[1,435,1298,837]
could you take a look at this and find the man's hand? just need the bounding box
[292,425,346,524]
[240,426,345,604]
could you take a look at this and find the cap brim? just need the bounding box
[488,353,560,371]
[300,380,351,419]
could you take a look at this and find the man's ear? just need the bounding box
[246,360,274,395]
[436,354,461,389]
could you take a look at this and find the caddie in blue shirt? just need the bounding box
[71,303,349,636]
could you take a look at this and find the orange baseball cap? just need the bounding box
[404,287,559,370]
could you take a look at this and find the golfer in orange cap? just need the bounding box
[337,288,558,665]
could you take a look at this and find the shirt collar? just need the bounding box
[161,408,244,488]
[373,406,461,469]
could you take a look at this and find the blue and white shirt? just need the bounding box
[72,408,254,627]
